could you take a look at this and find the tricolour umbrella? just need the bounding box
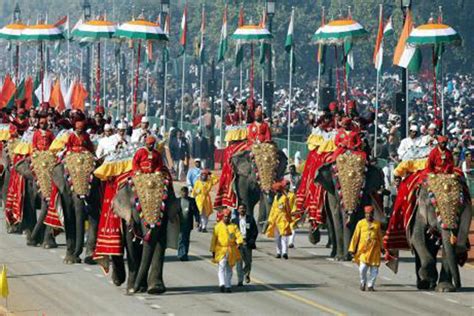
[0,23,27,85]
[115,19,168,121]
[407,22,461,126]
[312,19,368,44]
[72,20,117,109]
[231,25,273,102]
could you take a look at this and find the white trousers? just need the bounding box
[200,214,208,230]
[289,229,296,246]
[275,228,288,255]
[218,255,233,288]
[359,262,379,287]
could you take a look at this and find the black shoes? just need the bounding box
[245,275,251,284]
[276,254,282,259]
[282,254,289,260]
[237,282,243,287]
[289,244,295,249]
[367,286,375,292]
[225,288,232,293]
[220,286,225,293]
[360,284,366,291]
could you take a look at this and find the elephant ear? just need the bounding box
[231,150,252,178]
[314,163,335,195]
[364,164,385,195]
[15,159,34,180]
[113,183,134,224]
[275,150,288,180]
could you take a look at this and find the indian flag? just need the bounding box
[285,8,296,74]
[179,4,188,56]
[393,10,422,72]
[217,5,228,63]
[198,5,206,65]
[374,8,393,72]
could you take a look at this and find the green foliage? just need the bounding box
[1,0,471,85]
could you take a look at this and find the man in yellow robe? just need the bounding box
[193,169,219,232]
[265,180,293,259]
[349,206,383,292]
[210,209,244,293]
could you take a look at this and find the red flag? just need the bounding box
[70,80,88,111]
[0,74,16,109]
[238,6,244,27]
[50,79,65,112]
[179,4,188,48]
[23,76,34,109]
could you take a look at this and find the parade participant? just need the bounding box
[28,117,57,248]
[186,158,202,192]
[247,107,272,146]
[349,206,383,292]
[397,125,422,161]
[346,100,375,131]
[132,136,166,174]
[266,180,293,259]
[285,164,300,248]
[65,120,95,154]
[421,123,438,147]
[112,122,130,150]
[88,107,107,135]
[177,186,200,261]
[192,169,219,232]
[233,204,258,286]
[95,124,115,159]
[426,136,454,174]
[12,108,29,135]
[169,129,189,181]
[210,208,243,293]
[131,116,153,144]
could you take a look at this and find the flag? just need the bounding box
[238,6,244,27]
[384,16,394,36]
[54,16,68,52]
[163,14,171,63]
[70,80,88,111]
[0,265,8,299]
[50,79,66,112]
[17,76,34,109]
[435,43,444,76]
[178,4,188,56]
[373,8,385,72]
[259,9,270,65]
[317,8,326,74]
[217,5,228,63]
[393,10,422,73]
[285,8,296,74]
[344,39,353,78]
[0,74,16,109]
[64,79,74,109]
[198,5,206,65]
[34,72,52,103]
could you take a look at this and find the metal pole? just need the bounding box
[116,54,120,119]
[146,70,149,116]
[103,40,107,109]
[130,44,134,121]
[199,64,203,129]
[239,63,243,100]
[374,67,380,157]
[261,68,265,109]
[180,52,186,129]
[67,14,70,86]
[220,61,225,148]
[405,68,409,137]
[287,45,293,156]
[267,14,273,119]
[441,56,445,135]
[163,59,168,130]
[316,60,322,113]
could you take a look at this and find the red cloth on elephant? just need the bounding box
[426,147,454,174]
[295,150,332,225]
[94,173,130,257]
[32,129,55,151]
[4,155,26,225]
[65,132,95,153]
[214,141,249,209]
[44,183,64,229]
[247,122,271,146]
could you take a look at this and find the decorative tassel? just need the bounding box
[450,232,457,246]
[144,230,151,242]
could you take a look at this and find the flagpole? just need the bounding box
[180,52,186,129]
[239,64,243,99]
[220,61,225,148]
[199,64,203,129]
[145,69,149,116]
[67,14,70,87]
[288,44,293,156]
[373,4,382,158]
[103,40,107,109]
[316,59,322,113]
[405,67,409,136]
[261,68,265,110]
[163,58,168,130]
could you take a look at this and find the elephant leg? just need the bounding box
[436,233,460,292]
[42,226,57,249]
[342,212,353,261]
[29,199,48,246]
[124,221,142,294]
[84,207,100,264]
[410,217,438,287]
[73,198,85,261]
[111,255,126,287]
[62,195,77,264]
[147,226,167,295]
[133,229,157,293]
[324,203,337,257]
[328,194,344,260]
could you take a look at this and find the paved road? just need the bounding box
[1,185,474,315]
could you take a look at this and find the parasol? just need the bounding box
[0,22,26,86]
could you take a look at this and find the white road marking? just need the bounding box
[136,296,146,301]
[83,267,92,272]
[108,281,114,285]
[446,299,459,304]
[342,262,353,269]
[150,304,161,309]
[381,276,392,281]
[94,273,104,278]
[60,255,65,259]
[48,249,56,253]
[422,291,434,296]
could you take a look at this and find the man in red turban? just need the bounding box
[426,135,454,174]
[32,117,55,151]
[65,120,95,154]
[132,136,165,174]
[247,107,272,146]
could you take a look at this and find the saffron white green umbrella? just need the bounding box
[72,20,118,108]
[115,18,168,120]
[312,19,368,45]
[0,23,27,84]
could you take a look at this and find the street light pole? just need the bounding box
[265,0,275,121]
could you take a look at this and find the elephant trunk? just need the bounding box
[442,229,461,289]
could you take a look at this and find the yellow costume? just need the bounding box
[193,175,219,217]
[210,221,244,267]
[265,193,293,238]
[348,219,383,267]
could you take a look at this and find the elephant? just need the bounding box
[409,178,472,292]
[231,145,288,227]
[111,181,180,295]
[51,162,102,264]
[15,159,57,248]
[315,160,385,261]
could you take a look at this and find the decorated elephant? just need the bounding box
[409,174,471,292]
[111,172,180,295]
[231,143,288,227]
[315,154,385,260]
[51,152,102,264]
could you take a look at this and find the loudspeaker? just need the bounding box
[320,87,335,110]
[394,92,406,113]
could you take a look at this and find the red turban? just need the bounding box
[18,108,26,115]
[39,117,47,124]
[437,136,448,144]
[201,169,211,176]
[341,117,352,127]
[95,106,105,114]
[222,208,232,217]
[145,135,156,145]
[364,205,374,213]
[329,101,338,111]
[347,100,357,110]
[272,180,288,192]
[9,124,17,136]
